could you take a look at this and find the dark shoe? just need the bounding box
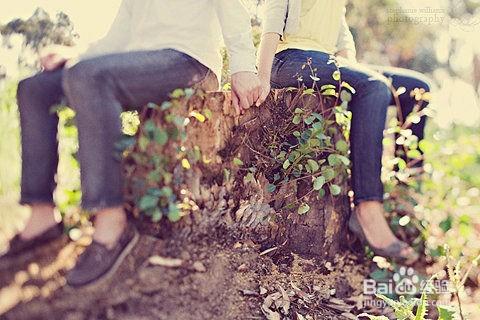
[66,223,139,288]
[348,211,419,265]
[1,223,64,258]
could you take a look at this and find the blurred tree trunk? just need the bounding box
[474,54,480,93]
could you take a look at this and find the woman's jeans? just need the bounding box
[271,49,431,204]
[17,49,217,211]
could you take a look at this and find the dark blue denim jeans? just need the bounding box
[271,49,430,204]
[17,49,217,211]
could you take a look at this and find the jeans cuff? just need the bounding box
[20,195,55,206]
[354,196,385,206]
[82,198,124,213]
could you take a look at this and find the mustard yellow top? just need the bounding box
[277,0,347,54]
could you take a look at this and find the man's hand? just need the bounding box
[40,52,68,71]
[335,49,357,62]
[39,46,77,71]
[231,72,263,114]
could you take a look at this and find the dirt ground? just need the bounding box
[0,220,376,320]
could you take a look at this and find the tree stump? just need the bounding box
[123,88,352,261]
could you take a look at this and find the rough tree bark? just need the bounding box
[124,89,352,261]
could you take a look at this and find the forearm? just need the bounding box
[257,33,281,81]
[215,0,257,74]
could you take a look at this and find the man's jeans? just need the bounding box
[270,49,431,204]
[17,49,217,211]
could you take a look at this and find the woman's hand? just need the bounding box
[231,71,262,114]
[256,75,271,107]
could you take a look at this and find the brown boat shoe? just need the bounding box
[66,223,139,288]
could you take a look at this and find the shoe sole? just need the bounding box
[67,227,140,289]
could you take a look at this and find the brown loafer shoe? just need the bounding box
[1,223,64,259]
[66,223,139,288]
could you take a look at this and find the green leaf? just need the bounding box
[244,172,255,183]
[329,184,341,196]
[168,203,182,222]
[307,159,320,173]
[267,184,277,193]
[170,88,185,99]
[147,102,159,109]
[313,176,326,190]
[298,203,310,215]
[437,305,456,320]
[328,154,341,166]
[184,88,195,98]
[322,88,337,97]
[439,216,453,232]
[341,81,356,94]
[154,128,168,146]
[294,108,304,114]
[322,168,336,181]
[151,208,162,222]
[233,157,244,166]
[304,115,316,125]
[340,90,352,102]
[303,88,315,95]
[414,291,428,320]
[337,155,350,166]
[203,109,213,120]
[160,101,173,110]
[406,149,422,159]
[335,140,349,153]
[283,159,291,169]
[320,84,336,91]
[317,188,326,198]
[160,186,173,197]
[138,194,159,211]
[138,136,149,152]
[332,70,341,81]
[312,112,323,121]
[293,114,302,125]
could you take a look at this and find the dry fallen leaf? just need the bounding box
[261,305,281,320]
[192,261,206,272]
[277,285,290,315]
[148,256,183,268]
[240,289,258,296]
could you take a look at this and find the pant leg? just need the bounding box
[17,69,65,205]
[371,65,432,168]
[271,50,392,204]
[61,49,214,211]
